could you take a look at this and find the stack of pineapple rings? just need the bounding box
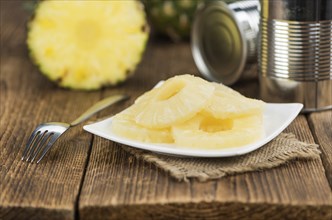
[112,75,265,149]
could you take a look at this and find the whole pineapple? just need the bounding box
[27,0,149,90]
[143,0,203,41]
[143,0,236,42]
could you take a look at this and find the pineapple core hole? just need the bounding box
[199,118,233,133]
[157,81,186,101]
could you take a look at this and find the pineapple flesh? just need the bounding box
[172,114,263,149]
[112,105,173,143]
[202,83,265,119]
[111,74,265,149]
[27,0,149,90]
[134,75,215,128]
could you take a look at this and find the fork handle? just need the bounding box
[70,94,129,127]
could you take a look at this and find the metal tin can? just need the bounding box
[191,0,260,85]
[259,0,332,112]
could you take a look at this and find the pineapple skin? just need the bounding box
[27,0,149,90]
[143,0,203,41]
[143,0,237,41]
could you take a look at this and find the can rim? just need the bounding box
[191,1,248,85]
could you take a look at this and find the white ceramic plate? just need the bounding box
[84,103,303,157]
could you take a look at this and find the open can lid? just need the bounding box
[191,1,247,85]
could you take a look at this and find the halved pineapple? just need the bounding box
[172,114,264,149]
[112,106,173,143]
[27,0,149,90]
[134,75,215,128]
[202,83,265,119]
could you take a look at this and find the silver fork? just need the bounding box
[22,94,128,163]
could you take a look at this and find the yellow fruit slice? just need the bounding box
[134,88,157,104]
[27,0,148,90]
[111,74,265,148]
[202,83,265,119]
[172,114,264,149]
[112,106,173,143]
[134,75,215,128]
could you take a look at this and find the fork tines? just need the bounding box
[22,124,64,163]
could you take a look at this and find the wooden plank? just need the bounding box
[79,42,332,219]
[308,111,332,186]
[79,118,332,220]
[0,2,101,219]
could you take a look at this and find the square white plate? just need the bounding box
[83,103,303,157]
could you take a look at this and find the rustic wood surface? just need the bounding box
[1,1,331,220]
[308,111,332,186]
[1,2,101,219]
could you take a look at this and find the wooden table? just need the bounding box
[1,1,331,219]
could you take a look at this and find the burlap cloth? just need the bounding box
[122,133,320,182]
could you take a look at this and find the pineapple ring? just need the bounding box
[134,75,215,129]
[112,106,173,143]
[172,114,264,149]
[202,83,265,119]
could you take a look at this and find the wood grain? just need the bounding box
[308,111,332,186]
[1,2,331,219]
[79,119,332,220]
[78,42,332,219]
[0,2,101,219]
